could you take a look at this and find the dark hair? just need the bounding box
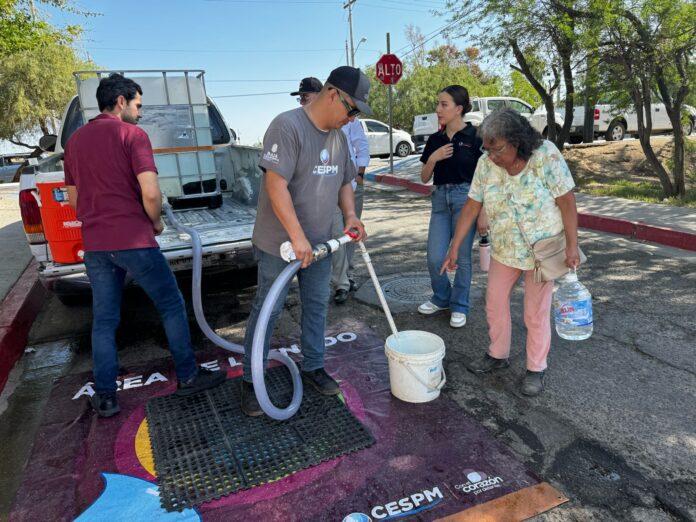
[96,73,143,112]
[479,108,543,161]
[439,85,472,115]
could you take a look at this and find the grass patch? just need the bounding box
[580,180,696,208]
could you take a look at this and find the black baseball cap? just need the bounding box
[325,66,373,116]
[290,77,323,96]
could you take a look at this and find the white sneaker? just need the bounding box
[418,301,448,315]
[450,312,467,328]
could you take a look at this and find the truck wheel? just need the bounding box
[605,121,626,141]
[395,141,412,157]
[542,125,562,139]
[569,135,583,144]
[682,118,694,136]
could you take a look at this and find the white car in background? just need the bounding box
[412,96,564,152]
[568,103,696,143]
[358,119,415,157]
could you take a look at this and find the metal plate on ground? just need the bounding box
[354,271,482,313]
[145,367,375,512]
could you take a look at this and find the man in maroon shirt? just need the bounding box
[64,74,225,417]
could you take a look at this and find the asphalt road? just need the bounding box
[1,183,695,521]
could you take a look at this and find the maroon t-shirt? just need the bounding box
[64,113,159,251]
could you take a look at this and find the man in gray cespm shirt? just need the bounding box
[241,66,371,416]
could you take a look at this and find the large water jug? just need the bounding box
[553,270,593,340]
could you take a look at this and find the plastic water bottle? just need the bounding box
[479,234,491,272]
[553,270,593,340]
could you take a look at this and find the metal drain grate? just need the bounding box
[380,274,446,303]
[146,367,374,512]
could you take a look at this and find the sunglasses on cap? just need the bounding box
[332,88,361,118]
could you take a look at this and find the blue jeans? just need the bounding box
[427,183,477,314]
[243,247,332,381]
[84,248,197,395]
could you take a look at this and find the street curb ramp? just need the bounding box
[0,261,48,393]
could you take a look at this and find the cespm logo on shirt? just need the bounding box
[313,148,338,176]
[263,143,280,164]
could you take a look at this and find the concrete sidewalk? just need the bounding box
[366,156,696,251]
[0,184,32,301]
[0,183,45,393]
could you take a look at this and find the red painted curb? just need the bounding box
[369,176,696,251]
[578,213,696,251]
[374,174,432,195]
[0,261,48,393]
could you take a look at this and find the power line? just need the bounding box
[90,46,357,53]
[212,91,291,98]
[362,0,440,12]
[208,79,301,82]
[203,0,339,3]
[358,16,464,72]
[359,2,434,13]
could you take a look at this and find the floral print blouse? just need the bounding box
[468,140,575,270]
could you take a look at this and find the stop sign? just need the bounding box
[376,54,403,85]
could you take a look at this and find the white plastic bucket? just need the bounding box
[384,330,446,403]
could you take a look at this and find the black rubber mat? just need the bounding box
[145,366,375,512]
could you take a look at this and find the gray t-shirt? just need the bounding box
[253,108,356,256]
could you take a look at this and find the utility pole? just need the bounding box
[345,40,350,66]
[387,32,393,175]
[343,0,356,67]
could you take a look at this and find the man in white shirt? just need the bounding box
[332,116,369,304]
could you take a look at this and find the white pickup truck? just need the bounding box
[568,103,696,143]
[18,70,262,305]
[412,96,564,152]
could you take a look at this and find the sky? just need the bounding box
[44,0,455,145]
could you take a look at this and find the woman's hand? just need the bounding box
[429,143,454,163]
[476,208,489,236]
[565,244,581,269]
[439,248,458,274]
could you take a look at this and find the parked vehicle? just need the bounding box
[0,153,30,183]
[358,119,415,157]
[568,103,696,143]
[412,113,439,153]
[18,70,262,305]
[412,96,565,152]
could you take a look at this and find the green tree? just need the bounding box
[0,41,93,146]
[0,0,92,148]
[507,70,542,107]
[597,0,695,197]
[441,0,587,147]
[366,57,502,132]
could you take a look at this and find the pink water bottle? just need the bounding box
[479,234,491,272]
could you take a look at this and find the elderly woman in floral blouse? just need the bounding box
[441,108,581,396]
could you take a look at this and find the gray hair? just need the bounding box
[478,108,543,161]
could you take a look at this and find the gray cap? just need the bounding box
[325,66,373,116]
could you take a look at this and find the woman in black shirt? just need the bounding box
[418,85,486,328]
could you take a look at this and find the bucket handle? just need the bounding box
[401,361,446,393]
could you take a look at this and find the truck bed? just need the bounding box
[159,195,256,251]
[39,194,257,280]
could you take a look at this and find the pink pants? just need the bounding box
[486,258,554,371]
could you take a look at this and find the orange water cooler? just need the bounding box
[35,172,84,264]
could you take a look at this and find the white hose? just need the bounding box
[164,202,353,420]
[163,203,303,420]
[357,241,399,339]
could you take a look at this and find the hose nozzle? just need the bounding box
[280,233,354,263]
